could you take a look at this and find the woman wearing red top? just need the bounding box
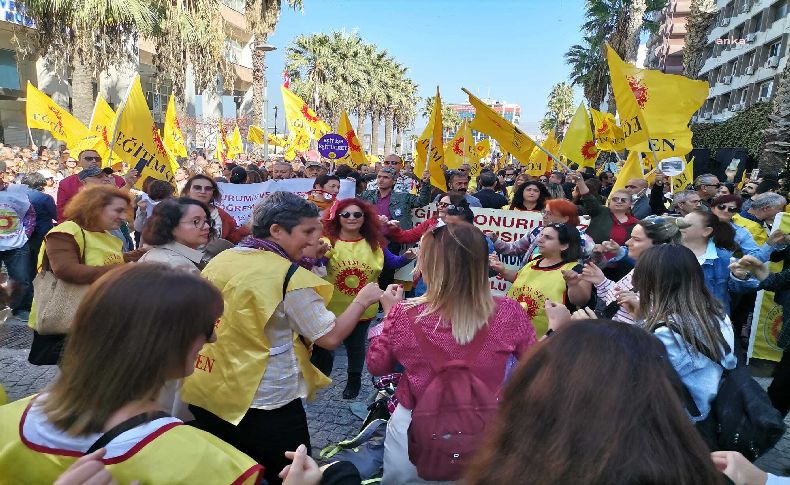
[367,222,537,484]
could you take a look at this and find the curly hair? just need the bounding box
[510,181,550,211]
[323,198,384,251]
[147,179,175,201]
[142,198,214,246]
[64,186,131,229]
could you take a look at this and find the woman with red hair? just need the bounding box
[312,198,415,398]
[492,198,595,259]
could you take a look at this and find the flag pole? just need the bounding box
[27,126,35,148]
[106,76,136,168]
[534,141,572,173]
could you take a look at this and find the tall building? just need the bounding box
[0,0,256,148]
[695,0,789,122]
[446,99,521,144]
[645,0,692,74]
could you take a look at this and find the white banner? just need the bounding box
[217,178,356,225]
[412,205,543,295]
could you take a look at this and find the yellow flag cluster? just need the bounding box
[590,108,625,151]
[415,87,448,192]
[560,103,598,168]
[526,133,559,176]
[444,120,476,170]
[163,96,187,158]
[336,111,367,168]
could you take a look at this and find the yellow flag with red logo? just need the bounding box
[109,75,176,186]
[672,157,695,192]
[606,44,650,149]
[89,94,116,140]
[475,138,490,162]
[590,108,625,151]
[444,120,476,170]
[336,110,366,168]
[464,88,537,166]
[415,87,448,192]
[525,133,559,176]
[281,86,331,141]
[560,103,598,168]
[163,95,188,158]
[26,82,90,147]
[227,125,244,158]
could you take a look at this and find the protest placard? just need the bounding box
[217,178,355,225]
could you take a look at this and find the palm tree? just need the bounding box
[540,82,576,137]
[760,62,790,175]
[566,39,608,110]
[682,0,717,78]
[422,96,462,139]
[17,0,162,125]
[246,0,304,129]
[393,78,418,155]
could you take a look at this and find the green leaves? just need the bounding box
[690,102,773,160]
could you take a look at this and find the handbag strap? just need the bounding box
[86,410,170,454]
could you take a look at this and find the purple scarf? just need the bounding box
[237,235,320,269]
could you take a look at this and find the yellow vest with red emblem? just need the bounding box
[323,238,385,320]
[180,249,333,425]
[0,396,262,484]
[30,221,124,328]
[507,258,577,336]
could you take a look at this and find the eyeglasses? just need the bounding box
[340,211,364,219]
[716,204,739,213]
[47,162,59,166]
[182,217,209,228]
[610,197,630,203]
[457,168,469,172]
[82,156,101,162]
[191,185,215,192]
[383,161,400,166]
[437,201,451,208]
[702,183,721,188]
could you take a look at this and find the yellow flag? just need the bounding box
[605,44,650,149]
[336,110,366,168]
[26,82,90,147]
[110,75,176,186]
[526,133,560,176]
[444,120,476,170]
[625,67,709,157]
[475,138,490,162]
[247,125,265,145]
[415,87,448,192]
[590,108,625,151]
[607,150,644,203]
[560,103,598,168]
[464,88,537,166]
[89,95,116,140]
[163,95,187,158]
[213,120,230,162]
[281,85,331,141]
[672,158,695,192]
[227,125,244,158]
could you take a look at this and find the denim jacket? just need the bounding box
[653,316,737,421]
[699,239,758,314]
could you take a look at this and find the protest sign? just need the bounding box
[217,178,355,226]
[748,212,790,362]
[412,205,543,295]
[318,133,349,160]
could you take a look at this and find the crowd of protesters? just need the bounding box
[1,141,790,485]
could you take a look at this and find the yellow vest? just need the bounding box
[30,221,124,328]
[181,249,334,425]
[507,258,577,336]
[324,238,384,320]
[0,396,261,484]
[733,213,767,245]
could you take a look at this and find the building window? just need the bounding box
[771,0,788,23]
[759,80,774,99]
[750,12,763,32]
[0,49,19,90]
[768,40,781,58]
[740,88,749,103]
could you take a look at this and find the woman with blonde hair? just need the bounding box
[367,222,537,484]
[0,264,262,483]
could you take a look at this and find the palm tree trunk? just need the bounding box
[759,61,790,176]
[683,0,718,78]
[396,127,403,155]
[252,37,269,128]
[70,57,95,126]
[383,112,393,154]
[356,111,365,141]
[370,112,380,154]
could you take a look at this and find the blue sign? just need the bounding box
[0,0,36,28]
[317,133,349,160]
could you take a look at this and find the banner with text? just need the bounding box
[218,178,355,226]
[412,205,543,295]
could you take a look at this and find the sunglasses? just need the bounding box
[716,205,738,213]
[383,161,400,166]
[437,201,451,208]
[610,197,630,203]
[446,204,468,214]
[191,185,215,192]
[340,211,364,219]
[702,183,721,188]
[82,156,101,162]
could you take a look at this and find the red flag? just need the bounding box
[282,70,291,89]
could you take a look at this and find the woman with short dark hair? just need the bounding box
[138,198,213,275]
[464,320,723,485]
[181,174,249,244]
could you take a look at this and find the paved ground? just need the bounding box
[3,317,790,475]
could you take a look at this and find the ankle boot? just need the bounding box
[343,373,362,399]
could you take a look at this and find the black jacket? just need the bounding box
[472,188,509,209]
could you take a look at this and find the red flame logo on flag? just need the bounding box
[47,106,64,135]
[627,76,649,109]
[581,140,598,160]
[596,119,608,135]
[452,137,464,156]
[301,104,319,123]
[345,130,361,152]
[152,124,168,157]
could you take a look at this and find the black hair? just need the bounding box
[142,197,214,245]
[510,181,550,211]
[545,223,582,262]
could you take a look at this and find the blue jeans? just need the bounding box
[0,243,32,311]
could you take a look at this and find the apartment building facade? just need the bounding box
[696,0,789,122]
[646,0,692,74]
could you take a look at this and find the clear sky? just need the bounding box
[261,0,588,136]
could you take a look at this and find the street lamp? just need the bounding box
[257,42,276,160]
